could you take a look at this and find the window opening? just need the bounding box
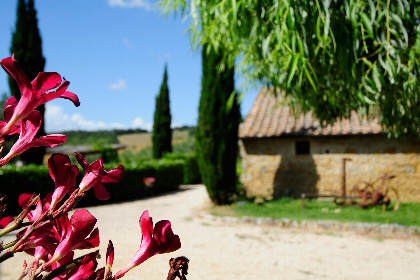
[295,141,310,155]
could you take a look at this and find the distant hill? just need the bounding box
[55,129,148,146]
[55,127,195,147]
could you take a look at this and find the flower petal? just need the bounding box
[48,153,72,182]
[0,56,32,100]
[0,216,14,229]
[75,152,90,173]
[49,154,78,209]
[31,72,62,94]
[73,227,100,250]
[101,165,124,184]
[70,209,97,240]
[61,91,80,107]
[34,80,70,107]
[139,210,153,247]
[18,193,35,209]
[67,252,98,280]
[153,220,181,254]
[93,183,110,201]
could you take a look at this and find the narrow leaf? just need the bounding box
[287,53,300,87]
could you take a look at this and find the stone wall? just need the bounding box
[240,135,420,202]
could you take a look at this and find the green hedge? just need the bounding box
[163,153,201,184]
[0,159,184,215]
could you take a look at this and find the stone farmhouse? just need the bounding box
[239,87,420,202]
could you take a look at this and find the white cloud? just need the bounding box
[158,53,172,62]
[107,79,127,91]
[45,104,153,132]
[122,37,133,48]
[45,104,127,132]
[108,0,153,10]
[132,117,153,131]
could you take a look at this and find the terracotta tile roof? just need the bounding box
[239,87,383,138]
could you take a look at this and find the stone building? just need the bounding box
[239,88,420,202]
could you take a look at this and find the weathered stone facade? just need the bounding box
[240,135,420,202]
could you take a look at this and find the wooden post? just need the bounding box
[342,158,352,197]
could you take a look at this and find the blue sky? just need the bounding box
[0,0,259,133]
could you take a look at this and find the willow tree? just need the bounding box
[161,0,420,138]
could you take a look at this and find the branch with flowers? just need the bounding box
[0,55,187,280]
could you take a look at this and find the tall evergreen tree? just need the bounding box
[9,0,46,164]
[196,45,240,205]
[152,65,172,159]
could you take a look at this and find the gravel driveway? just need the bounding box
[1,185,420,280]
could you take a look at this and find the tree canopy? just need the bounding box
[152,65,172,159]
[10,0,46,164]
[196,45,240,205]
[161,0,420,138]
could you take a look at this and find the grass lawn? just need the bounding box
[209,198,420,227]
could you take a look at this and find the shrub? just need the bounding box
[0,159,184,215]
[93,141,119,163]
[163,153,201,184]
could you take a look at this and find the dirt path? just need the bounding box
[1,185,420,280]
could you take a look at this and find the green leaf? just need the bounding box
[360,12,374,38]
[231,0,237,23]
[303,64,317,92]
[362,77,377,94]
[364,95,376,105]
[385,56,396,83]
[397,0,405,16]
[362,57,373,68]
[316,16,322,41]
[323,3,331,40]
[297,33,305,56]
[287,53,300,87]
[262,32,272,58]
[372,64,382,92]
[398,103,405,115]
[368,0,376,22]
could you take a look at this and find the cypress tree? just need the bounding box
[152,65,172,159]
[9,0,46,164]
[196,45,240,205]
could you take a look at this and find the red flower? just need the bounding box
[0,55,79,136]
[0,216,14,229]
[114,210,181,279]
[48,154,79,211]
[18,193,52,222]
[0,111,66,167]
[143,177,156,187]
[75,152,124,200]
[15,194,57,253]
[43,209,100,268]
[0,96,20,145]
[66,252,98,280]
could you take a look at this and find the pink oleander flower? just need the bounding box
[16,194,57,253]
[48,153,79,211]
[0,111,66,167]
[18,193,52,222]
[43,209,100,268]
[0,55,80,136]
[0,96,20,145]
[0,216,14,229]
[25,245,51,265]
[58,252,98,280]
[114,210,181,279]
[75,152,124,200]
[104,240,114,279]
[143,177,156,187]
